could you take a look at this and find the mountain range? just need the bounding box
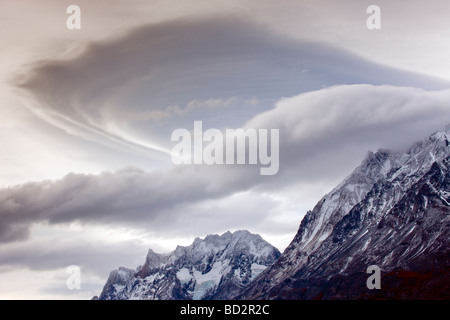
[95,128,450,300]
[239,128,450,299]
[93,230,280,300]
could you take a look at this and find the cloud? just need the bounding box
[245,84,450,185]
[0,230,144,275]
[15,15,449,158]
[166,97,237,116]
[2,84,450,246]
[0,223,151,299]
[0,165,261,244]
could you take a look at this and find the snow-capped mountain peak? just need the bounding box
[94,230,280,300]
[239,128,450,299]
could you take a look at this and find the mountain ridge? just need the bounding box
[93,128,450,300]
[93,230,280,300]
[238,128,450,299]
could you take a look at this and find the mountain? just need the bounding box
[94,230,280,300]
[239,129,450,300]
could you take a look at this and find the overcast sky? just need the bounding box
[1,0,450,299]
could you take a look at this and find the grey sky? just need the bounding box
[1,0,450,299]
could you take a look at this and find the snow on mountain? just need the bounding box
[93,230,280,300]
[239,128,450,299]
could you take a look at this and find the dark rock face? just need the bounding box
[238,130,450,300]
[95,230,280,300]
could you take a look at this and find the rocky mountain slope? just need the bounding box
[94,230,280,300]
[238,129,450,299]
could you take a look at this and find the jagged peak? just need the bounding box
[430,130,449,143]
[144,248,165,268]
[105,266,133,287]
[96,230,280,300]
[192,230,256,245]
[142,230,273,268]
[365,149,392,167]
